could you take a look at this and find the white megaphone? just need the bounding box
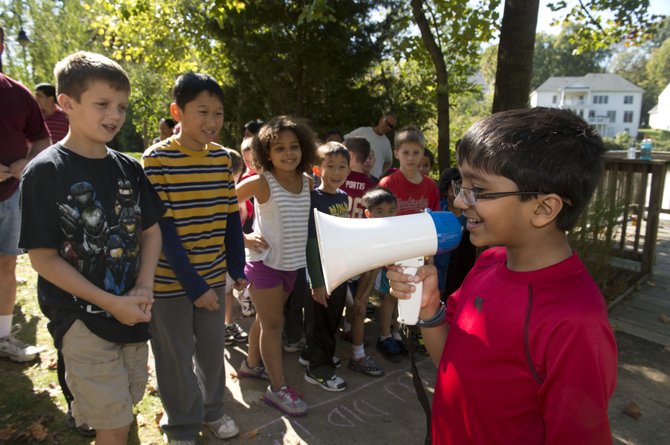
[314,210,461,325]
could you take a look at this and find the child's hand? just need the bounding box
[194,289,220,311]
[126,285,154,314]
[109,295,154,326]
[0,163,12,182]
[244,232,269,253]
[233,278,248,291]
[387,264,441,318]
[311,287,328,307]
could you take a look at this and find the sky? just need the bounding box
[535,0,669,35]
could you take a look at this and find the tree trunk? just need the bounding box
[411,0,451,171]
[492,0,540,113]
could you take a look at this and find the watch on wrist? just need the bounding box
[417,301,446,328]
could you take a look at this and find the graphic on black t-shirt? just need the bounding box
[57,179,142,316]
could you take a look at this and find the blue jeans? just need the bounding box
[0,189,22,256]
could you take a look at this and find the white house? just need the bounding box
[530,73,643,138]
[649,83,670,131]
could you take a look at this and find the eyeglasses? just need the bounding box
[451,180,573,207]
[384,118,395,129]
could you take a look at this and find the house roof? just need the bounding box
[533,73,643,93]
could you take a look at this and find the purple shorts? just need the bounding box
[244,261,298,293]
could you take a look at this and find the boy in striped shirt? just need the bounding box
[142,72,246,444]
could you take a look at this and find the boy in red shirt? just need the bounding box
[388,107,617,444]
[379,125,440,215]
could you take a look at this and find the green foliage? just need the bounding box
[547,0,664,52]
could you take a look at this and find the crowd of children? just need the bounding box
[10,48,617,445]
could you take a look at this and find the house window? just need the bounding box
[624,95,633,104]
[552,95,557,104]
[607,110,616,122]
[624,111,634,123]
[588,110,596,119]
[593,95,609,104]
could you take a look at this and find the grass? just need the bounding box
[0,254,165,445]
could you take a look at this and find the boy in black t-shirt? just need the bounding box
[19,52,164,445]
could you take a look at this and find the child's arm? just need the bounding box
[306,237,328,307]
[236,174,270,205]
[387,264,448,366]
[539,316,617,443]
[158,217,219,310]
[225,208,248,289]
[28,248,153,326]
[126,222,162,312]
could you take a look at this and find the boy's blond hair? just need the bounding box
[54,51,130,101]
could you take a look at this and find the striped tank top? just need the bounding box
[246,171,311,271]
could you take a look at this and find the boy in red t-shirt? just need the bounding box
[379,125,440,215]
[388,107,617,445]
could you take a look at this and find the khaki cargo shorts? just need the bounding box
[61,320,148,430]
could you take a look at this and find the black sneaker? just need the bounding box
[226,323,248,343]
[376,337,403,362]
[66,408,96,437]
[304,368,347,392]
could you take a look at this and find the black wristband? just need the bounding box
[417,302,446,328]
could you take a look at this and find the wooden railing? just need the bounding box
[596,152,670,276]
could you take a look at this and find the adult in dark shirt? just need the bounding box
[35,83,69,142]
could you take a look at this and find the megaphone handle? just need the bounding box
[396,257,424,326]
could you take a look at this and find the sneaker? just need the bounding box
[206,413,239,439]
[298,353,341,368]
[348,355,385,377]
[376,337,403,363]
[224,329,235,346]
[304,368,346,392]
[0,325,43,362]
[238,289,255,317]
[238,359,270,380]
[226,323,248,343]
[65,407,96,437]
[283,337,306,352]
[263,385,308,416]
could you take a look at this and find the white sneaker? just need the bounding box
[237,288,255,316]
[206,413,239,439]
[0,325,43,362]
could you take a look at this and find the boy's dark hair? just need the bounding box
[251,115,316,174]
[54,51,131,101]
[316,141,350,165]
[244,119,264,135]
[343,137,370,164]
[160,117,177,129]
[35,83,56,98]
[324,129,344,142]
[172,72,225,110]
[362,186,397,210]
[394,125,425,149]
[423,148,435,167]
[457,107,606,231]
[438,167,461,195]
[227,148,245,176]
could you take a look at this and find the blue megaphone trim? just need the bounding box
[426,209,462,254]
